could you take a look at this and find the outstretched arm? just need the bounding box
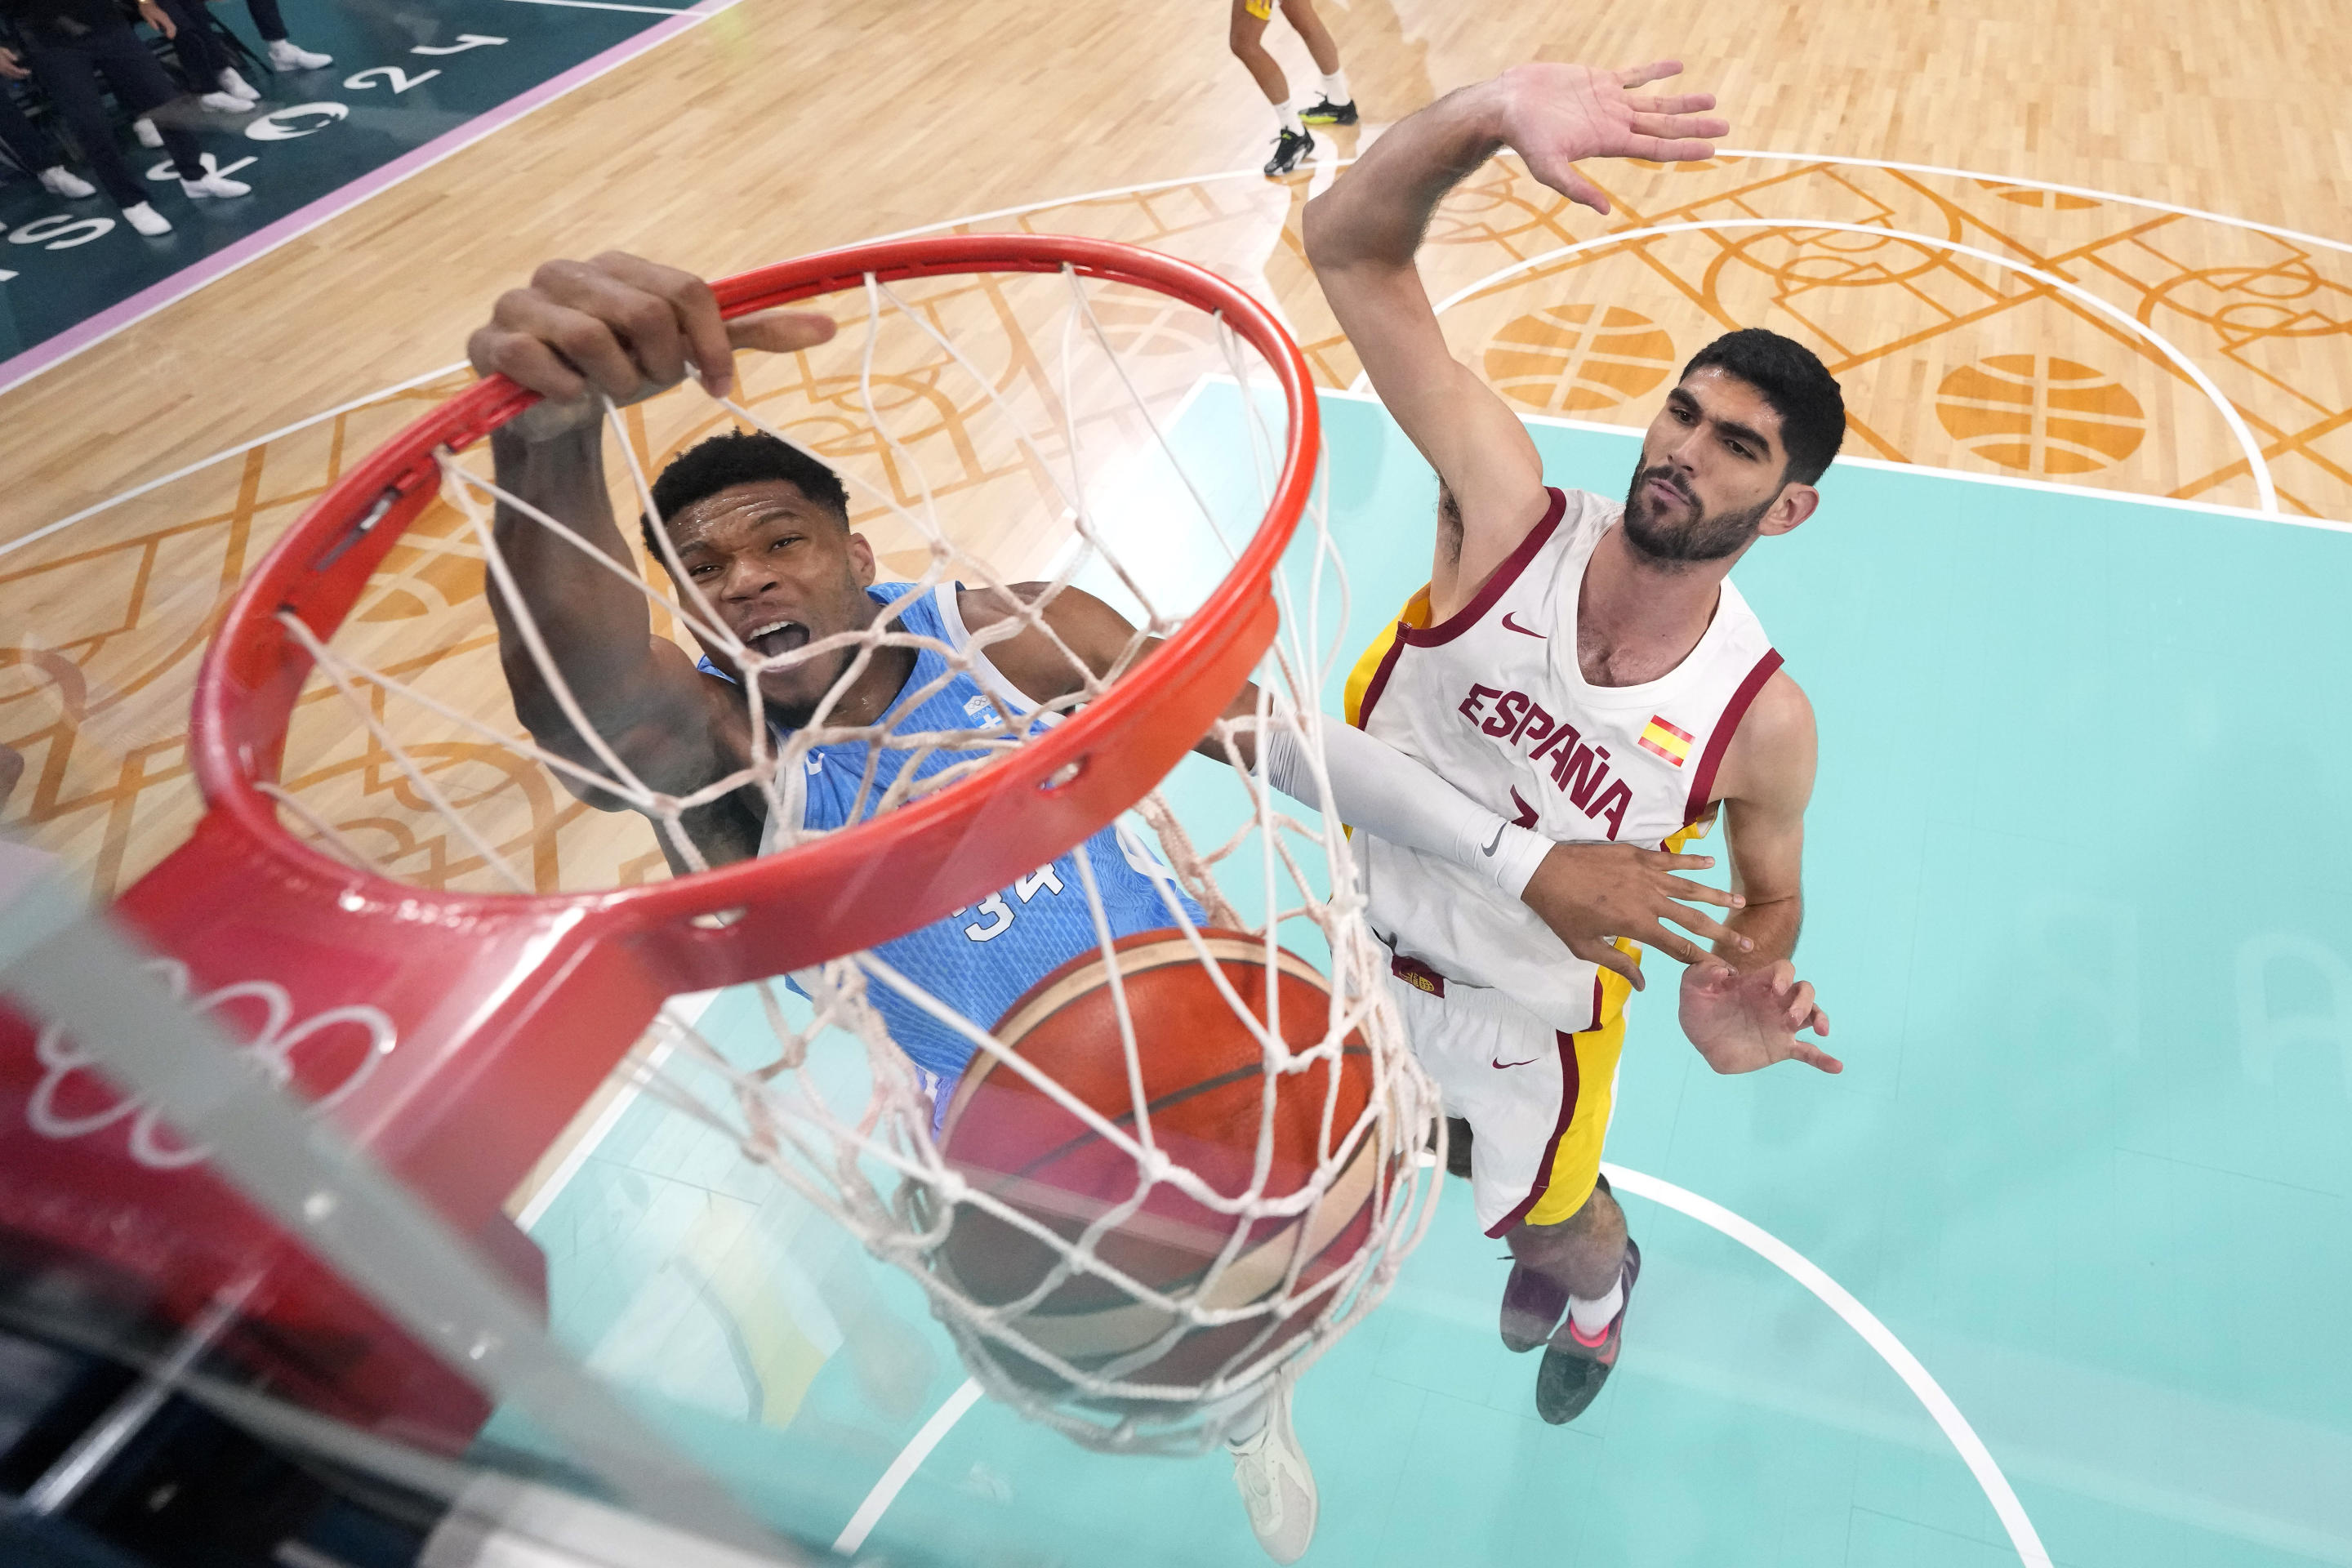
[1677,675,1840,1073]
[1302,63,1725,611]
[465,254,835,804]
[972,585,1748,977]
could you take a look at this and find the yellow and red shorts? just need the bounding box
[1386,952,1628,1236]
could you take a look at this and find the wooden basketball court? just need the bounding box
[3,2,2350,1563]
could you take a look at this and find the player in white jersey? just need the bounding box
[466,249,1748,1561]
[1304,60,1847,1424]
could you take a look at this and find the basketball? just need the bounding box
[933,929,1387,1398]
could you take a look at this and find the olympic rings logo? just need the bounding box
[27,959,397,1171]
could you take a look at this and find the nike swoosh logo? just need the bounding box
[1500,612,1546,639]
[1481,822,1507,857]
[1491,1055,1541,1071]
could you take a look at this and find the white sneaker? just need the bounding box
[122,202,172,237]
[268,38,332,70]
[1227,1386,1317,1564]
[216,67,260,102]
[198,89,252,112]
[38,167,96,199]
[181,173,252,198]
[132,118,163,149]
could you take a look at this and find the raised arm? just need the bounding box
[1302,64,1726,610]
[465,255,835,804]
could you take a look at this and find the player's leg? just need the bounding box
[1228,0,1312,177]
[1494,1014,1638,1424]
[1276,0,1356,126]
[1223,1374,1316,1565]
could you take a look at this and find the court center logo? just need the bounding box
[28,959,397,1170]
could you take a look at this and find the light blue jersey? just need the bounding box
[700,582,1205,1121]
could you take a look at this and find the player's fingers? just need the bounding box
[1659,902,1748,951]
[1614,59,1682,89]
[728,310,840,362]
[1575,935,1645,991]
[1624,127,1728,163]
[469,324,588,403]
[1806,1004,1830,1037]
[588,252,741,398]
[541,261,693,395]
[494,285,651,399]
[1658,873,1740,910]
[1788,1040,1844,1074]
[1634,922,1711,969]
[1782,980,1816,1029]
[1655,853,1716,872]
[1527,152,1612,215]
[1624,91,1717,117]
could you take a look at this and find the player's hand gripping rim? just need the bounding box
[1518,841,1748,991]
[467,252,839,442]
[1497,60,1731,216]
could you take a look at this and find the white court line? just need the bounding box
[1602,1163,2054,1568]
[1304,382,2352,535]
[1402,216,2281,514]
[0,361,469,564]
[24,147,2348,555]
[831,1377,983,1556]
[834,1166,2054,1566]
[1714,146,2352,259]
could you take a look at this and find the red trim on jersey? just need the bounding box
[1682,648,1784,825]
[1352,631,1410,728]
[1400,488,1568,648]
[1486,1021,1585,1238]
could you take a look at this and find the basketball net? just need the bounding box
[234,247,1443,1451]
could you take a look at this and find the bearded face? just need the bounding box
[1619,461,1774,564]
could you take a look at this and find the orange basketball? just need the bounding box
[934,928,1384,1397]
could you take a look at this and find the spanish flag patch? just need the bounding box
[1637,715,1694,767]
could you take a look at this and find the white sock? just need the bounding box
[1223,1395,1272,1450]
[1274,100,1303,137]
[1318,69,1349,104]
[1566,1276,1624,1339]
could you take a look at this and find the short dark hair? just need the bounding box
[1678,329,1846,487]
[639,430,850,562]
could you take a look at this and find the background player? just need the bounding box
[1304,60,1845,1425]
[1227,0,1354,177]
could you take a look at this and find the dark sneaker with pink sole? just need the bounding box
[1535,1236,1640,1424]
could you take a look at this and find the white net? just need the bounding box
[264,252,1444,1451]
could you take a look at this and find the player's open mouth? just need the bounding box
[743,618,811,658]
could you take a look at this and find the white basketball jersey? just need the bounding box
[1344,487,1783,1035]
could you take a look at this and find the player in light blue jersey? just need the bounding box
[687,571,1209,1123]
[469,250,1754,1565]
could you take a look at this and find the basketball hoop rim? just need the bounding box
[185,234,1320,973]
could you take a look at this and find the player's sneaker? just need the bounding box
[1227,1385,1317,1564]
[1535,1236,1639,1424]
[1299,96,1357,126]
[1263,127,1313,177]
